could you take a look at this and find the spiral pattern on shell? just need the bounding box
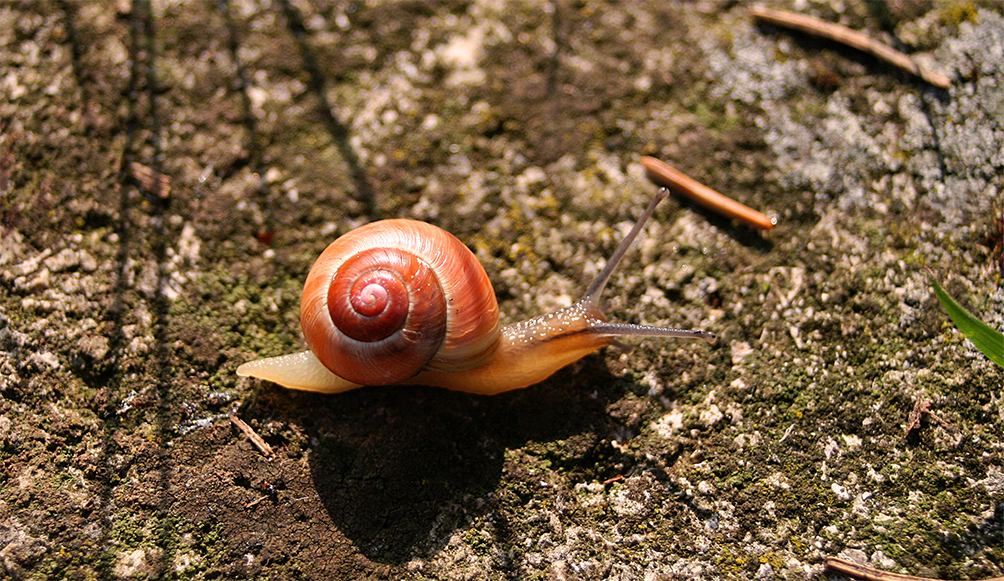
[300,219,502,386]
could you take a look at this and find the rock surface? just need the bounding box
[0,1,1001,579]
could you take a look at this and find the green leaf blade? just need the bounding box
[929,274,1004,368]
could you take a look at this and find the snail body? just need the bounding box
[237,189,716,395]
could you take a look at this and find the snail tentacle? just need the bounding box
[576,187,715,343]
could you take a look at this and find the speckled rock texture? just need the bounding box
[0,1,1001,579]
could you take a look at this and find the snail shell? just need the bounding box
[300,219,500,385]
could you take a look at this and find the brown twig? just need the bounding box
[905,397,931,436]
[640,156,775,230]
[750,6,951,89]
[905,395,954,438]
[244,495,268,509]
[128,161,172,199]
[824,557,1004,581]
[230,414,274,457]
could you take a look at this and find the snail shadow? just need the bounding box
[267,358,624,564]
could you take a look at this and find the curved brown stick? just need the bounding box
[824,557,1004,581]
[640,156,775,230]
[230,414,274,458]
[750,6,951,89]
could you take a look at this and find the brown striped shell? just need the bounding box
[300,219,501,385]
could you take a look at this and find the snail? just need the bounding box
[236,188,716,395]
